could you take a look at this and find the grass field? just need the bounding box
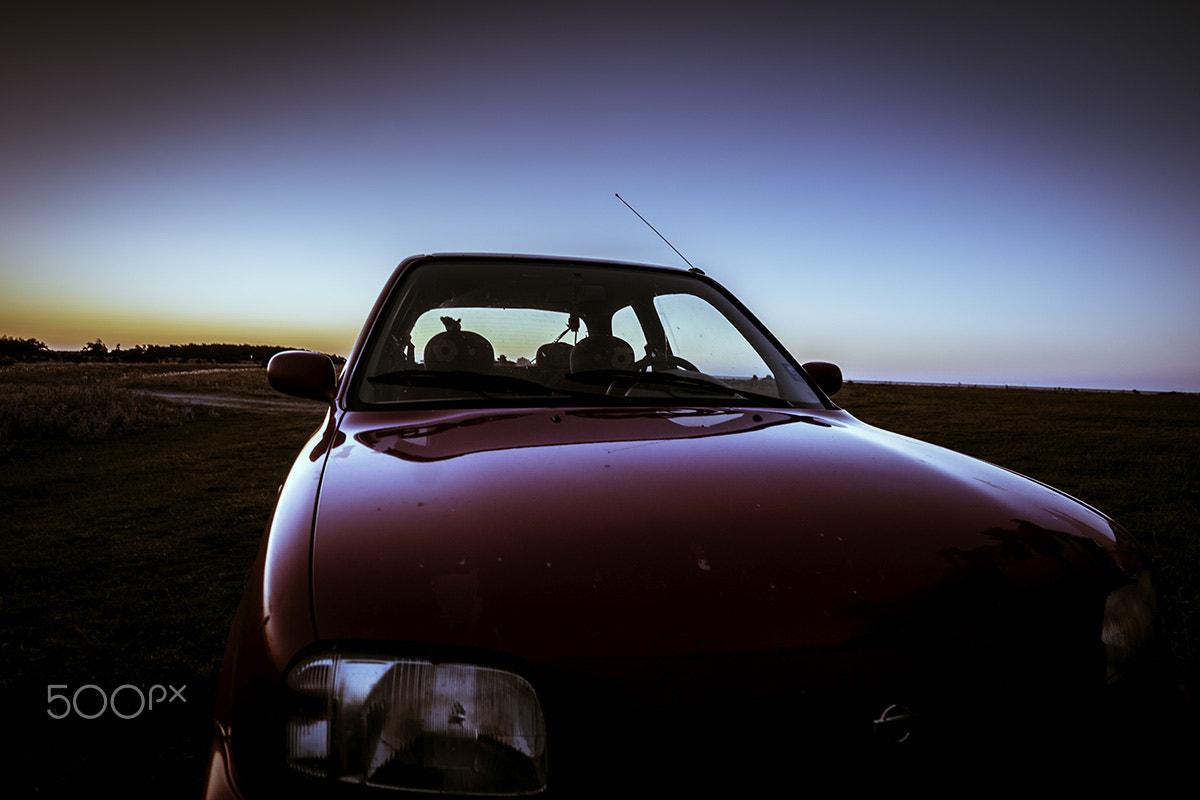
[1,364,1196,795]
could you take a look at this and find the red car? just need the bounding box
[204,254,1159,796]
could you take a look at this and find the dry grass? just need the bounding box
[0,364,279,451]
[1,364,326,796]
[0,361,274,395]
[0,382,203,448]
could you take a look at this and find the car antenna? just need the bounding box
[615,193,704,274]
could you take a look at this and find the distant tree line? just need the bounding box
[0,336,51,361]
[0,335,343,365]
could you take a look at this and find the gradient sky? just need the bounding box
[3,1,1197,391]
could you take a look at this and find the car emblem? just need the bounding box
[872,703,915,744]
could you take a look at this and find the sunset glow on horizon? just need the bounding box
[3,2,1197,391]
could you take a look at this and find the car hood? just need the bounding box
[310,406,1134,667]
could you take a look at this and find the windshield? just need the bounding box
[349,259,823,409]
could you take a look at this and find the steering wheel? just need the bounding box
[645,354,700,372]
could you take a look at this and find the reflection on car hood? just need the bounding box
[311,406,1133,665]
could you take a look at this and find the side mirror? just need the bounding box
[267,350,337,402]
[802,361,842,397]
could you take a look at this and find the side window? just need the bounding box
[654,294,773,381]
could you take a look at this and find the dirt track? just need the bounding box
[148,391,324,413]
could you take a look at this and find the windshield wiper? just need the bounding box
[366,370,599,400]
[565,369,783,404]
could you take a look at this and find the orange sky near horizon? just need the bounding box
[2,292,357,357]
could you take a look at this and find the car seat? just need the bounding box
[568,335,635,372]
[423,317,494,372]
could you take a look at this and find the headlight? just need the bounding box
[285,654,548,794]
[1102,569,1158,685]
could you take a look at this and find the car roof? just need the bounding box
[399,252,703,276]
